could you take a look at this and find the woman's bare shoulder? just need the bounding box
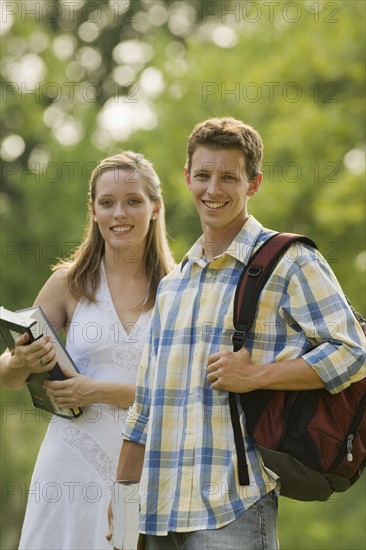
[40,266,72,292]
[33,266,77,329]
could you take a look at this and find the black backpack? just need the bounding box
[229,232,366,501]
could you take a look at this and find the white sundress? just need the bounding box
[18,264,151,550]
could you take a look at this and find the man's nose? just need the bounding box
[207,175,222,195]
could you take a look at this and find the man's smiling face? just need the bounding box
[185,146,261,242]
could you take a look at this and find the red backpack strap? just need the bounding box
[229,232,317,486]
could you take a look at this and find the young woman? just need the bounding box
[0,151,175,549]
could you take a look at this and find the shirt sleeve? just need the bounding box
[122,292,162,444]
[285,250,366,393]
[122,339,152,446]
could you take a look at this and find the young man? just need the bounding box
[115,117,365,549]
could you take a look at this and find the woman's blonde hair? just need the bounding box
[54,151,175,310]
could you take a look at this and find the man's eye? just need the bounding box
[222,174,235,181]
[196,173,209,180]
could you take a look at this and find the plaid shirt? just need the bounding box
[123,216,365,535]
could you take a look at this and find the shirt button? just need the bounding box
[206,272,212,278]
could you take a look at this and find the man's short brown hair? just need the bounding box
[186,117,263,181]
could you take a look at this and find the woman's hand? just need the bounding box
[44,368,97,408]
[10,333,57,374]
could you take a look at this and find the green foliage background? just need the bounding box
[0,1,365,548]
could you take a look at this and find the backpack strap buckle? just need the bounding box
[232,330,246,351]
[247,266,262,277]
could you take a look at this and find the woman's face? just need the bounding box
[93,168,160,256]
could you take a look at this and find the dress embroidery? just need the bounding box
[59,423,116,487]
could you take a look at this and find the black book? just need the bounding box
[0,305,82,419]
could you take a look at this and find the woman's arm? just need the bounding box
[0,333,56,389]
[45,374,136,409]
[0,270,70,389]
[36,269,137,409]
[2,269,137,408]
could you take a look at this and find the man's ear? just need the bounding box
[247,173,263,197]
[184,166,191,190]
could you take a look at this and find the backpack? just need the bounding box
[229,232,366,501]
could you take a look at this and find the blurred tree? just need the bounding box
[0,1,365,549]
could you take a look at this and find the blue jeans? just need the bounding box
[144,491,279,550]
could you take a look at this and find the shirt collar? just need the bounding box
[181,216,264,270]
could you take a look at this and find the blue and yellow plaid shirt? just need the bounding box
[123,216,365,535]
